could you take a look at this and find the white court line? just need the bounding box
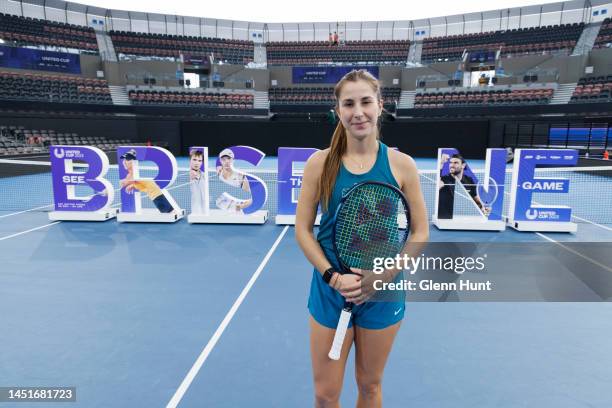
[0,204,53,218]
[0,222,60,241]
[0,180,193,239]
[535,232,612,273]
[567,214,612,232]
[166,225,290,408]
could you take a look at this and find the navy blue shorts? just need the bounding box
[308,247,405,330]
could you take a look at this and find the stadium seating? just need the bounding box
[570,75,612,103]
[413,87,554,108]
[266,40,409,65]
[0,125,141,156]
[593,18,612,49]
[109,31,254,65]
[0,71,112,104]
[268,87,400,109]
[421,23,584,62]
[0,12,98,53]
[127,88,254,109]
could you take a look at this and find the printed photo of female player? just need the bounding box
[215,148,252,214]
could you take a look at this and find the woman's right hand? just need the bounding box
[331,272,361,293]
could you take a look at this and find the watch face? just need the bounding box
[323,269,334,283]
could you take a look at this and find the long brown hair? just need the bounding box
[319,69,383,211]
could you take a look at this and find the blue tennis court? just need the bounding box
[0,156,611,407]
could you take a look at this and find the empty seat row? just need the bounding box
[267,40,409,66]
[414,88,554,108]
[128,89,254,108]
[0,12,98,53]
[0,71,112,104]
[422,23,584,62]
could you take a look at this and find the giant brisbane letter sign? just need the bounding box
[49,145,117,221]
[507,148,578,232]
[48,145,583,233]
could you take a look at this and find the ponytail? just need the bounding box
[319,121,347,211]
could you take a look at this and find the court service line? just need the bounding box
[0,221,60,241]
[0,204,53,219]
[535,232,612,273]
[166,225,290,408]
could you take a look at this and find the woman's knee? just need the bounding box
[355,374,382,397]
[314,382,341,406]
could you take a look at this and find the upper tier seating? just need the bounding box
[110,31,254,65]
[422,23,584,62]
[414,87,554,108]
[593,18,612,49]
[266,40,409,65]
[0,13,98,53]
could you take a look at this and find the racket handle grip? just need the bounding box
[328,309,352,360]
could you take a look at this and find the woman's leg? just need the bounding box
[353,321,402,408]
[310,316,354,408]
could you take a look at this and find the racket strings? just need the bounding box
[335,184,407,270]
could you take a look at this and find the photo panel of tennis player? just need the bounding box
[295,69,429,406]
[118,148,181,215]
[215,148,252,214]
[188,147,209,215]
[434,147,507,231]
[437,150,488,219]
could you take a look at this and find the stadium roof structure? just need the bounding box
[1,0,610,41]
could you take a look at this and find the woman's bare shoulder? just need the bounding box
[304,148,330,175]
[388,148,417,173]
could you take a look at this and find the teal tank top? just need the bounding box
[317,141,400,252]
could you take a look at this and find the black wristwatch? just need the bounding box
[322,267,336,284]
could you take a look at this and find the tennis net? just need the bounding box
[0,158,610,224]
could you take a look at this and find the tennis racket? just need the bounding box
[476,176,499,216]
[215,192,244,212]
[328,181,411,360]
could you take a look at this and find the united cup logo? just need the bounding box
[53,147,65,159]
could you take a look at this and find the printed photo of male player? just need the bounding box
[119,149,177,214]
[437,153,489,219]
[189,148,208,214]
